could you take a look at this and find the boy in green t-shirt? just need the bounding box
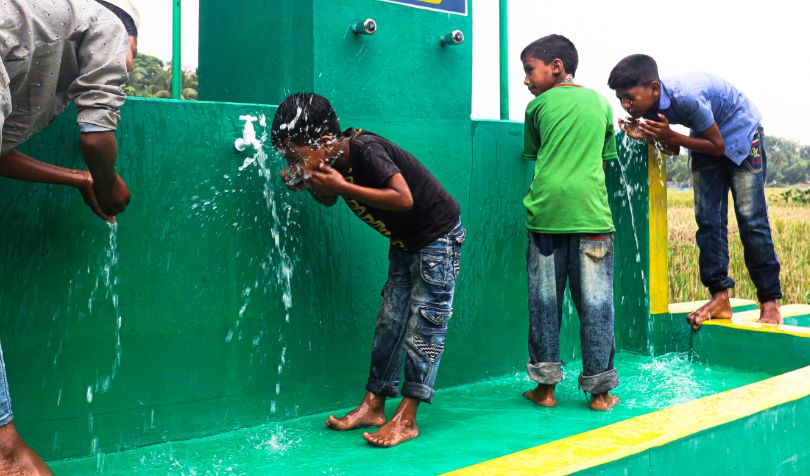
[520,34,619,411]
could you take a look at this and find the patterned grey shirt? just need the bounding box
[0,0,129,153]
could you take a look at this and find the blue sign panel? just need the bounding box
[379,0,468,16]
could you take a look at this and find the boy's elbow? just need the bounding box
[400,199,414,212]
[398,194,414,211]
[713,139,725,157]
[80,130,116,151]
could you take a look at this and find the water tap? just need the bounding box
[352,18,377,35]
[441,30,464,46]
[234,115,262,152]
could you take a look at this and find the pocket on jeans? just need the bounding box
[742,156,763,174]
[420,250,449,286]
[580,235,611,261]
[416,305,452,334]
[454,226,466,246]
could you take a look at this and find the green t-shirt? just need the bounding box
[522,84,618,233]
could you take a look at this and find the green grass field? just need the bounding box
[668,188,810,305]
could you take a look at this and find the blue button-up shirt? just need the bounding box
[654,73,762,165]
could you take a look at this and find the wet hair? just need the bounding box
[607,54,660,90]
[270,93,341,151]
[96,1,138,37]
[520,34,578,76]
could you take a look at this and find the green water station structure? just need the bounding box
[2,1,810,474]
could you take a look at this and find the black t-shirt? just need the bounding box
[340,129,460,251]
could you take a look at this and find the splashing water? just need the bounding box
[87,222,123,384]
[235,114,300,410]
[615,134,649,289]
[82,222,124,457]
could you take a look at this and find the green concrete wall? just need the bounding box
[0,0,658,462]
[577,395,810,476]
[1,96,650,461]
[608,136,651,353]
[0,100,533,460]
[692,327,810,375]
[198,0,472,122]
[198,0,314,105]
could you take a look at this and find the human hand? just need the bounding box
[77,171,115,222]
[306,162,346,196]
[93,173,131,216]
[637,114,675,142]
[618,117,646,141]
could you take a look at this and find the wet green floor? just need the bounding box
[50,352,772,475]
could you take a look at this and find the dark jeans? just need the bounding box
[0,340,11,426]
[691,128,782,302]
[526,232,618,395]
[366,220,465,403]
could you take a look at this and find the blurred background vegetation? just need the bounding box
[667,136,810,187]
[125,53,198,100]
[668,189,810,305]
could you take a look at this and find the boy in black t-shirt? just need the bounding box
[270,93,465,448]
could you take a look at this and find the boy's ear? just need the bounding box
[650,80,661,95]
[551,58,564,74]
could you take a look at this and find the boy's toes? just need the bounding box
[363,431,386,447]
[687,311,707,329]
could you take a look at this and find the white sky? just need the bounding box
[138,0,809,143]
[135,0,199,72]
[472,0,810,144]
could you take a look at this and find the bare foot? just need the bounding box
[363,396,420,448]
[686,289,733,329]
[363,417,419,447]
[0,423,53,476]
[589,392,620,411]
[325,391,386,431]
[758,300,782,325]
[522,384,556,407]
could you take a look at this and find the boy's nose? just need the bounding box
[523,76,530,86]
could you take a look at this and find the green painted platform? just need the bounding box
[49,352,771,475]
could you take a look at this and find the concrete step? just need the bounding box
[668,298,757,318]
[730,304,810,324]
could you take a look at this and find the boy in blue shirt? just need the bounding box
[607,54,782,328]
[520,35,620,411]
[270,93,464,447]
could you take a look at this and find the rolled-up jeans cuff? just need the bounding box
[527,361,563,385]
[366,378,399,398]
[401,382,434,404]
[579,369,619,394]
[708,282,735,296]
[758,293,782,303]
[0,412,12,427]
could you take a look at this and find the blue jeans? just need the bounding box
[691,128,782,302]
[366,220,464,403]
[526,232,618,394]
[0,340,12,426]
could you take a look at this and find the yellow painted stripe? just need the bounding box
[444,366,810,476]
[725,304,810,323]
[668,298,757,315]
[647,145,669,315]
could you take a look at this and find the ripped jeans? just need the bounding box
[526,232,618,395]
[366,220,465,403]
